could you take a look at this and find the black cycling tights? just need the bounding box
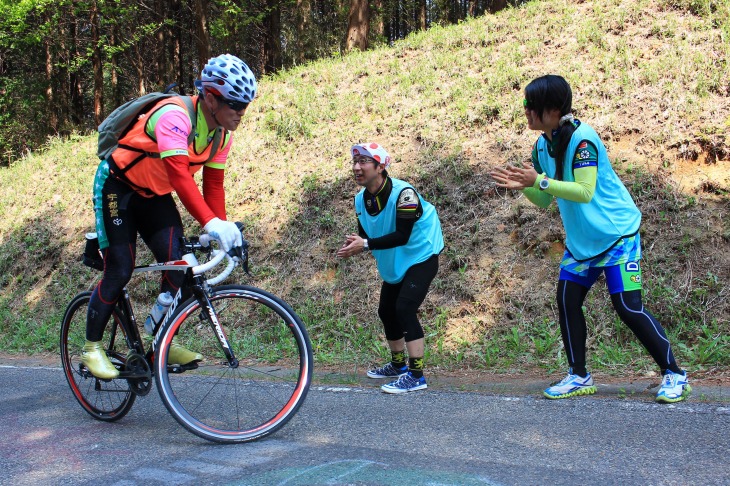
[86,181,186,341]
[378,255,439,343]
[556,279,680,376]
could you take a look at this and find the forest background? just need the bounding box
[0,0,728,386]
[0,0,515,160]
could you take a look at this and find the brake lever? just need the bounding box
[227,239,250,275]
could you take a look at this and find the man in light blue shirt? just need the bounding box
[337,142,444,394]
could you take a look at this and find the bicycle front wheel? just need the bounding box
[155,285,313,443]
[60,291,136,421]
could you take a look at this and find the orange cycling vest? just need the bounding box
[107,95,227,197]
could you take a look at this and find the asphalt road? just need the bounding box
[2,364,729,486]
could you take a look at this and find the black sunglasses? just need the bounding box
[216,95,249,112]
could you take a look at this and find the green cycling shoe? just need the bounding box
[81,340,120,379]
[168,336,203,365]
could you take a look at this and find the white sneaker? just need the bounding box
[543,369,596,399]
[656,370,691,403]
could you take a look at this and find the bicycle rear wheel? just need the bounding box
[60,291,136,421]
[155,285,313,443]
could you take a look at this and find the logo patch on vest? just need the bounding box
[398,188,418,209]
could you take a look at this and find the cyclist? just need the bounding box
[82,54,256,379]
[490,74,690,403]
[337,143,444,393]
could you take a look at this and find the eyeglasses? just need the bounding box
[352,156,375,166]
[216,96,249,112]
[523,99,535,110]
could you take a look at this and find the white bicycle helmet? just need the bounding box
[194,54,257,103]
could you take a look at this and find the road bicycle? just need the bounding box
[60,228,313,443]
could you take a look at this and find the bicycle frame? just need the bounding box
[150,271,239,369]
[119,240,240,372]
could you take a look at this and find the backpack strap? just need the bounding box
[182,96,196,148]
[189,96,226,164]
[107,155,156,197]
[207,128,224,163]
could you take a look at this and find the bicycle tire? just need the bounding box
[155,285,313,443]
[60,291,136,421]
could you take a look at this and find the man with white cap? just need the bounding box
[337,142,444,393]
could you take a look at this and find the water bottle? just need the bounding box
[144,291,173,335]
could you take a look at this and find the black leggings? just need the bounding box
[87,177,186,341]
[378,255,439,343]
[557,279,679,375]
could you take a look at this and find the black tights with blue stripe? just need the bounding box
[557,279,681,377]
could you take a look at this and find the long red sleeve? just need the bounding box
[202,165,227,220]
[163,155,216,226]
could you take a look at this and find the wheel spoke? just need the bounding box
[155,285,312,443]
[60,292,136,422]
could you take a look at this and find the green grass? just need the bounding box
[0,0,729,380]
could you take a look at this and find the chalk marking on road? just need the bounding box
[131,467,194,483]
[276,459,385,485]
[198,439,301,466]
[107,439,301,485]
[235,460,505,486]
[172,458,243,475]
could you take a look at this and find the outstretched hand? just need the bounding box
[336,233,365,258]
[490,163,539,190]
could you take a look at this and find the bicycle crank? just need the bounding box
[121,352,152,396]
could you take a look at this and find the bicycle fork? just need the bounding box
[191,281,239,369]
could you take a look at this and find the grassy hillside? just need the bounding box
[1,0,729,378]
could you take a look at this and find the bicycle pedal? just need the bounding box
[167,362,200,373]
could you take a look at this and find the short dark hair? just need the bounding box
[524,75,575,181]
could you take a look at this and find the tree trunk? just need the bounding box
[57,6,70,130]
[156,0,167,87]
[110,24,121,109]
[295,0,311,64]
[194,0,211,72]
[418,0,427,30]
[134,43,146,95]
[171,0,183,89]
[91,0,104,125]
[261,0,282,73]
[70,14,84,125]
[490,0,508,13]
[45,23,58,132]
[344,0,369,52]
[372,0,384,39]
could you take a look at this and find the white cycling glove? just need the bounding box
[204,217,242,252]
